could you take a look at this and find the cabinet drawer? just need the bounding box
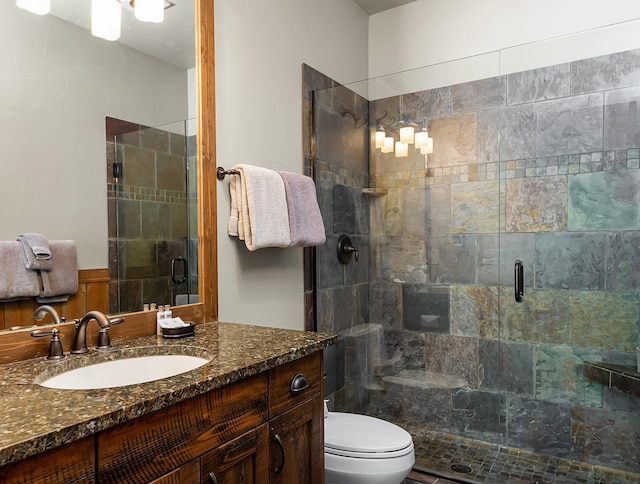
[97,373,268,483]
[200,423,269,484]
[269,352,323,417]
[0,436,95,484]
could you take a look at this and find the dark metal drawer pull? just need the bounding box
[290,373,309,393]
[274,433,285,475]
[209,471,218,484]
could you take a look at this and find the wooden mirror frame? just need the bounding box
[196,0,218,322]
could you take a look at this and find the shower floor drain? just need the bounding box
[450,464,473,474]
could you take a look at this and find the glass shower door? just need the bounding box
[111,119,198,313]
[497,29,640,475]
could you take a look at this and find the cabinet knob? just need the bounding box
[290,373,309,393]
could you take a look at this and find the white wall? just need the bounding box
[215,0,368,329]
[0,4,188,269]
[369,0,640,89]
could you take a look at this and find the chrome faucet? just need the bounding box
[71,311,124,354]
[34,305,65,325]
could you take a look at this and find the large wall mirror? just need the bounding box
[0,0,209,322]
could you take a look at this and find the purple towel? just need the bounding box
[0,241,40,300]
[279,172,326,248]
[37,240,78,303]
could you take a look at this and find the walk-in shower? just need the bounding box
[308,22,640,483]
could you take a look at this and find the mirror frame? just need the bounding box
[195,0,218,322]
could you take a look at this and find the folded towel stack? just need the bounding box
[227,164,326,250]
[0,234,78,303]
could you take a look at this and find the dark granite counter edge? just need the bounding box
[0,322,337,467]
[584,361,640,398]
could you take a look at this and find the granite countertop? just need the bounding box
[0,322,336,467]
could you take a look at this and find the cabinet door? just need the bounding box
[149,459,200,484]
[269,398,324,484]
[0,436,95,484]
[201,423,269,484]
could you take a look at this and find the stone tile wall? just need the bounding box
[361,48,640,473]
[107,125,192,313]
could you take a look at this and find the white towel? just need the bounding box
[37,240,78,302]
[232,164,291,250]
[17,233,53,270]
[228,173,240,237]
[0,241,40,300]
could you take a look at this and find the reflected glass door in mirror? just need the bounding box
[107,117,198,314]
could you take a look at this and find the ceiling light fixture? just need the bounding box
[16,0,50,15]
[374,113,433,167]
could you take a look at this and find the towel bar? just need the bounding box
[216,167,240,180]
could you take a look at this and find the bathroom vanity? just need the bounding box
[0,322,335,483]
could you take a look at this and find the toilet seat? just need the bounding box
[324,412,414,459]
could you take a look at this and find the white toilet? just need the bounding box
[324,412,415,484]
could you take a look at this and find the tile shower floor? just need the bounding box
[397,422,640,484]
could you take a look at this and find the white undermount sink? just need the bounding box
[38,354,210,390]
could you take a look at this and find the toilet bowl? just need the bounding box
[324,412,415,484]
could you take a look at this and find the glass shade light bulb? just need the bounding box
[381,137,394,154]
[414,129,429,149]
[16,0,50,15]
[395,141,408,157]
[92,0,121,41]
[420,137,434,155]
[375,128,386,149]
[135,0,165,23]
[399,125,415,144]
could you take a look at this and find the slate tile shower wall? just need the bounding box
[107,125,191,314]
[308,70,373,414]
[363,48,640,474]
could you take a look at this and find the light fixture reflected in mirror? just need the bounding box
[17,0,174,42]
[16,0,50,15]
[135,0,165,23]
[92,0,122,41]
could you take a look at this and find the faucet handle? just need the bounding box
[31,328,65,360]
[95,316,125,350]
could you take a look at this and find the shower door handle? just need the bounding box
[514,260,524,303]
[171,256,188,284]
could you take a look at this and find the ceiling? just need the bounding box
[49,0,195,69]
[352,0,417,15]
[48,0,413,68]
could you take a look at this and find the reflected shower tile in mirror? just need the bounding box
[606,231,640,291]
[499,103,536,161]
[571,49,640,95]
[428,113,478,167]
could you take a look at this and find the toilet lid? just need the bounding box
[324,412,413,456]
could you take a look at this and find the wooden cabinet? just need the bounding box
[0,352,324,484]
[0,436,94,484]
[269,398,323,484]
[201,424,269,484]
[268,351,324,484]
